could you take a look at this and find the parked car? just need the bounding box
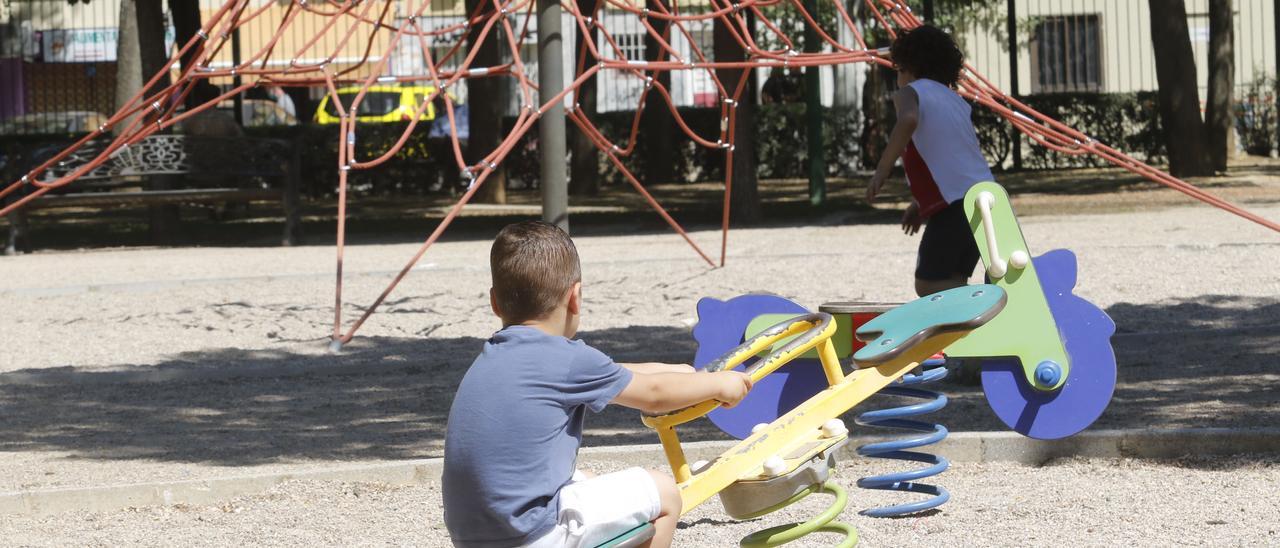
[0,111,109,136]
[312,85,468,192]
[314,85,454,125]
[314,85,469,148]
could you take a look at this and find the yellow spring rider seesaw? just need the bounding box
[598,284,1008,547]
[598,183,1118,547]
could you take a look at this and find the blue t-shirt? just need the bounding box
[442,325,634,547]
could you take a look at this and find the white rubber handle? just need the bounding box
[975,191,1026,279]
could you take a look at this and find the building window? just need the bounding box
[690,24,713,60]
[1030,14,1103,93]
[610,32,645,61]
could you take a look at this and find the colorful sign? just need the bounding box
[41,27,118,63]
[40,26,176,63]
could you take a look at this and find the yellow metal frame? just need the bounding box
[643,315,969,514]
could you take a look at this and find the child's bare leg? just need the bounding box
[641,469,681,548]
[915,274,968,297]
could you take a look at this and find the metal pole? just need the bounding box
[231,27,243,126]
[538,0,569,232]
[1274,0,1279,156]
[804,0,826,205]
[923,0,935,22]
[1007,0,1022,170]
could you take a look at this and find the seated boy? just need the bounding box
[443,221,754,548]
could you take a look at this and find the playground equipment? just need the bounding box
[853,354,950,517]
[670,181,1116,540]
[641,283,1008,546]
[949,183,1117,439]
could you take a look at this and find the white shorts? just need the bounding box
[524,467,662,548]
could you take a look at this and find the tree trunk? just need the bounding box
[569,0,599,196]
[115,0,139,123]
[1148,0,1212,177]
[465,0,508,203]
[169,0,204,109]
[115,0,170,127]
[855,2,891,170]
[641,0,674,186]
[1205,0,1234,172]
[714,10,760,224]
[859,62,893,170]
[117,0,175,243]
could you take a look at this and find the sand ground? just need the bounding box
[3,457,1277,547]
[1,183,1278,545]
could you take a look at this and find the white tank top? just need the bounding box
[903,79,994,210]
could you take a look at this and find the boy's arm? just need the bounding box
[612,370,752,414]
[621,362,695,375]
[866,86,921,202]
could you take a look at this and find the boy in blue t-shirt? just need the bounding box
[443,221,753,547]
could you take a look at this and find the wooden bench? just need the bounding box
[4,134,301,254]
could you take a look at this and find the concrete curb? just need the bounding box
[578,428,1280,469]
[0,459,444,518]
[3,428,1276,518]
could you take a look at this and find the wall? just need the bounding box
[961,0,1276,98]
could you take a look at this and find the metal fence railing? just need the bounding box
[1,0,1276,165]
[1,0,125,135]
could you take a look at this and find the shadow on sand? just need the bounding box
[1,296,1276,467]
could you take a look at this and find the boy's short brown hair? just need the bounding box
[490,221,582,324]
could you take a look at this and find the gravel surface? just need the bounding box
[1,193,1278,544]
[2,202,1277,491]
[4,457,1277,547]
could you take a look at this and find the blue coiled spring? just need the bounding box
[854,357,950,517]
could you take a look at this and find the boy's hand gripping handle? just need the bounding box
[645,313,838,425]
[642,312,840,484]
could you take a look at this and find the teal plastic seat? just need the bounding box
[853,284,1007,366]
[594,522,655,548]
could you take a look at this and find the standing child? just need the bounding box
[865,24,994,297]
[442,221,753,547]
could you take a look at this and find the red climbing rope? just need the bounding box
[1,0,1274,347]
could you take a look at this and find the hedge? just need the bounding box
[7,89,1269,201]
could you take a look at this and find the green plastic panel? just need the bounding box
[944,182,1070,390]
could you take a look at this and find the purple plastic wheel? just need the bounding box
[980,249,1117,440]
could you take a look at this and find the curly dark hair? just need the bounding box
[890,25,964,88]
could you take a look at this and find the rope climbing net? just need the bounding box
[1,0,1275,346]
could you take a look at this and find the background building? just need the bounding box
[0,0,1275,134]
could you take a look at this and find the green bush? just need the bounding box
[2,90,1216,201]
[587,104,864,185]
[972,91,1166,170]
[1235,74,1277,157]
